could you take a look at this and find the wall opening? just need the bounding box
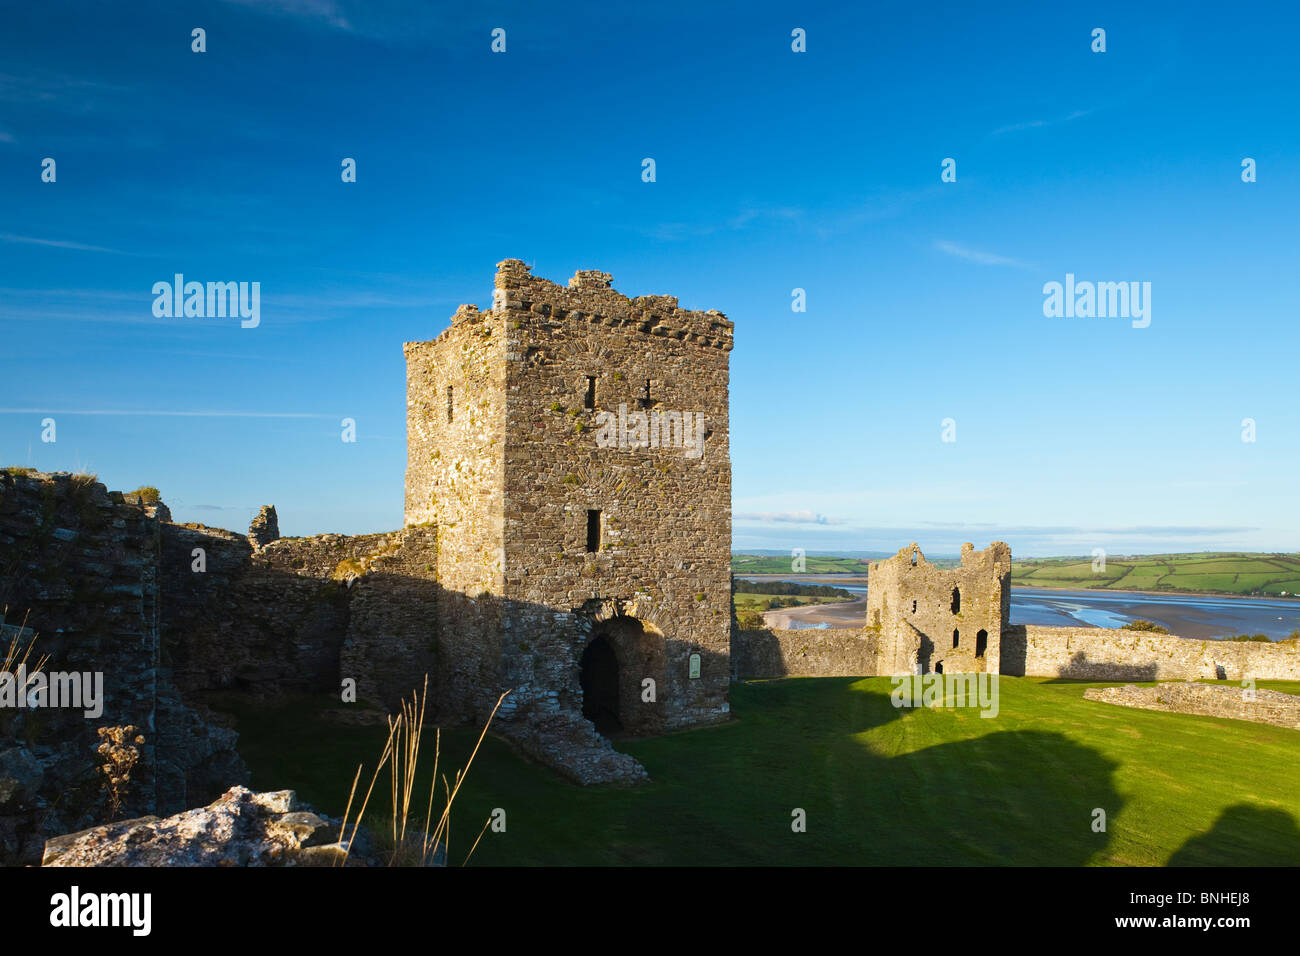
[934,660,944,674]
[911,549,918,567]
[911,600,917,613]
[584,375,597,409]
[586,509,601,552]
[579,635,621,735]
[581,613,667,737]
[952,628,959,649]
[916,634,934,674]
[976,629,988,658]
[445,385,454,423]
[951,587,961,614]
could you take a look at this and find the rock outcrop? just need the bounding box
[41,785,384,867]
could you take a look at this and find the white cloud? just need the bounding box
[933,239,1031,269]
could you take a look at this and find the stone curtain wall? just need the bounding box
[1084,682,1300,730]
[0,472,244,865]
[1001,625,1300,681]
[162,522,440,713]
[866,542,1010,675]
[732,627,882,679]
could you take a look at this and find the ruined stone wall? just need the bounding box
[1084,682,1300,730]
[867,542,1009,675]
[732,627,882,680]
[161,522,439,712]
[1001,625,1300,681]
[0,471,244,865]
[492,260,734,734]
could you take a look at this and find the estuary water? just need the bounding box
[750,577,1300,640]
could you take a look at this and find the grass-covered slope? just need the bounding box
[1012,552,1300,597]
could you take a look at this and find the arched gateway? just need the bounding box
[578,612,666,738]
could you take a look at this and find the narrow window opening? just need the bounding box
[976,629,988,658]
[584,376,597,410]
[446,385,454,423]
[951,587,961,614]
[586,509,602,553]
[911,600,917,614]
[910,549,918,567]
[953,628,960,649]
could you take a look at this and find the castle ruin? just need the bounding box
[402,260,734,779]
[867,542,1010,675]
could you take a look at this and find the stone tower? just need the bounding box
[867,542,1011,675]
[404,260,733,775]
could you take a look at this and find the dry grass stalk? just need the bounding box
[2,607,49,680]
[336,678,509,867]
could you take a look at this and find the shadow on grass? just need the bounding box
[1167,804,1300,866]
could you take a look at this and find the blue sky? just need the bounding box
[2,0,1297,557]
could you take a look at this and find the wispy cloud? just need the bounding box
[735,510,845,525]
[0,71,130,109]
[221,0,353,30]
[0,233,129,255]
[934,239,1032,269]
[989,108,1093,137]
[0,408,335,418]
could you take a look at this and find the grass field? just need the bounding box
[732,554,871,575]
[732,592,849,613]
[1011,552,1300,597]
[226,676,1300,866]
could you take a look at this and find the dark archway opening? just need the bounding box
[976,629,988,659]
[580,635,622,735]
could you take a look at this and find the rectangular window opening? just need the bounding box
[586,509,602,553]
[584,376,596,410]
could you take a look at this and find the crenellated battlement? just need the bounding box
[490,259,734,350]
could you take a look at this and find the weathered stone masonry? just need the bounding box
[0,472,244,865]
[1084,682,1300,730]
[404,261,734,781]
[867,542,1009,675]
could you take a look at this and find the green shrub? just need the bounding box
[1122,619,1168,633]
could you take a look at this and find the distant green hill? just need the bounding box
[732,550,1300,597]
[731,554,869,575]
[1011,552,1300,597]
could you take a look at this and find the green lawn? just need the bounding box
[227,676,1300,866]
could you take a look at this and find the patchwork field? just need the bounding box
[732,554,873,574]
[1011,552,1300,596]
[227,676,1300,866]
